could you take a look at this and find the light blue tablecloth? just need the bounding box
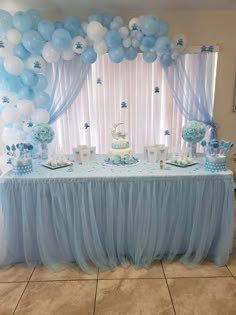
[0,156,234,271]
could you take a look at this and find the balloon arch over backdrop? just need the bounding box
[0,9,189,148]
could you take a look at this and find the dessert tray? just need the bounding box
[165,160,198,168]
[41,162,72,169]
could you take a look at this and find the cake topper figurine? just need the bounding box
[111,123,126,140]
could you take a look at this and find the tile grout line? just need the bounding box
[161,261,177,315]
[12,264,37,314]
[225,264,235,278]
[93,269,99,315]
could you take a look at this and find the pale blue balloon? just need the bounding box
[102,13,113,28]
[109,46,124,63]
[136,31,143,41]
[5,75,23,93]
[52,28,72,51]
[158,21,169,36]
[155,36,171,55]
[64,15,81,37]
[131,38,141,49]
[34,91,51,109]
[27,9,42,29]
[38,20,55,41]
[22,30,45,55]
[19,87,35,100]
[142,36,156,49]
[160,53,173,68]
[88,13,103,24]
[20,69,39,87]
[13,11,32,32]
[34,74,48,91]
[124,47,138,61]
[0,10,13,35]
[143,50,157,63]
[13,43,30,60]
[81,47,97,64]
[141,15,160,36]
[105,30,121,48]
[54,21,64,29]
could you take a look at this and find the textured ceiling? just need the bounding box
[1,0,236,13]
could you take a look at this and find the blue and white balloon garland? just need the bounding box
[0,9,187,147]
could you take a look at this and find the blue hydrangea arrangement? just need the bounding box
[182,121,206,143]
[31,123,54,144]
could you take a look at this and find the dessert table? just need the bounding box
[0,156,234,272]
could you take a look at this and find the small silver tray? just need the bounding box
[165,160,198,168]
[41,162,72,169]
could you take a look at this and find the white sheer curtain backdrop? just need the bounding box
[52,53,217,155]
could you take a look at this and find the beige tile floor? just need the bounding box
[1,193,236,315]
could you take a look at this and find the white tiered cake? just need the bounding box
[105,123,138,166]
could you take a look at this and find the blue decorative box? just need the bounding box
[205,155,226,172]
[12,159,32,176]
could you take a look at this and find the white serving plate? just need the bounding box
[165,160,198,168]
[41,162,72,169]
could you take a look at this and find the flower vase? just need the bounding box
[40,143,48,160]
[189,142,197,158]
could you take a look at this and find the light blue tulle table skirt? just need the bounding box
[0,156,234,272]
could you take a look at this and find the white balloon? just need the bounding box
[42,42,61,64]
[2,128,20,144]
[72,36,87,54]
[129,17,141,32]
[2,105,21,123]
[3,56,24,75]
[87,21,106,42]
[94,40,108,55]
[6,29,22,44]
[0,40,13,57]
[85,36,94,46]
[119,26,129,39]
[62,49,75,61]
[123,37,132,48]
[26,56,46,73]
[31,109,49,123]
[17,100,34,116]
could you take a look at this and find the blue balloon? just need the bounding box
[141,15,160,36]
[13,43,30,60]
[155,36,171,56]
[5,75,23,93]
[136,31,143,41]
[88,14,103,24]
[142,36,156,49]
[20,70,39,87]
[54,21,64,29]
[34,74,48,91]
[34,91,51,109]
[22,30,45,55]
[158,21,169,36]
[105,30,122,49]
[52,28,72,51]
[64,15,81,37]
[124,47,138,61]
[27,9,42,29]
[160,53,173,68]
[81,47,97,64]
[109,47,124,63]
[102,13,113,28]
[38,20,55,41]
[143,50,157,63]
[13,11,32,32]
[19,87,35,100]
[0,10,12,35]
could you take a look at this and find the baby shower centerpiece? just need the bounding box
[182,121,206,156]
[6,143,34,175]
[201,139,233,172]
[31,123,54,160]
